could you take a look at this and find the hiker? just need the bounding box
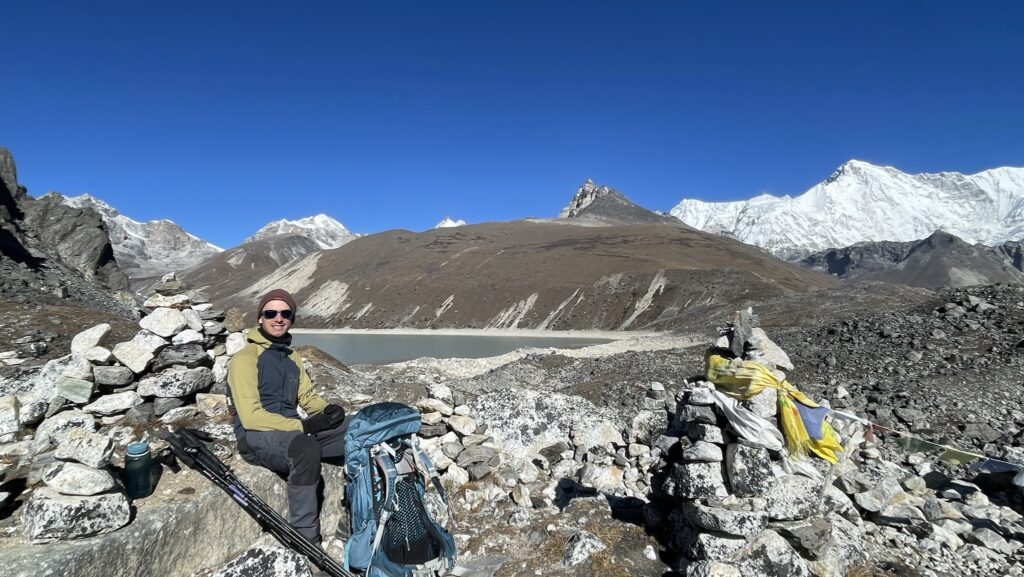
[227,288,348,543]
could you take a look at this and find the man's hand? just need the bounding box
[301,404,346,435]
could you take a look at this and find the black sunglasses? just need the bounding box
[262,309,293,320]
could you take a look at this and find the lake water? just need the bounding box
[290,331,616,365]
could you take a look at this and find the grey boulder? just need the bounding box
[21,486,130,542]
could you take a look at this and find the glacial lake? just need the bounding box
[290,330,617,365]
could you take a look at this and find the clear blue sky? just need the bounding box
[4,1,1022,248]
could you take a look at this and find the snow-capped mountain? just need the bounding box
[670,160,1024,259]
[57,193,223,280]
[243,213,357,250]
[434,216,466,228]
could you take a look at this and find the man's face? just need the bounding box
[258,299,293,338]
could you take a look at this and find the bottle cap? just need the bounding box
[126,441,150,457]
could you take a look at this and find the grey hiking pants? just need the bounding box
[238,422,348,541]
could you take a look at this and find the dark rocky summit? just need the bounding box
[800,230,1024,288]
[0,147,135,316]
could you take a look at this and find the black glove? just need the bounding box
[301,404,346,435]
[323,404,346,428]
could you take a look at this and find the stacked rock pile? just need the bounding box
[648,309,1024,577]
[0,274,236,542]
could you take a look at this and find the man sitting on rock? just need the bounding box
[227,288,347,543]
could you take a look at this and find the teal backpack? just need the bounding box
[342,402,457,577]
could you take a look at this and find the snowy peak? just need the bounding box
[434,216,466,229]
[670,161,1024,259]
[244,213,357,250]
[55,192,223,280]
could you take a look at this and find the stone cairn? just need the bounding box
[0,273,239,542]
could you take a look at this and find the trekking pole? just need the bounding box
[163,429,354,577]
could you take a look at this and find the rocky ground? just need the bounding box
[0,282,1022,577]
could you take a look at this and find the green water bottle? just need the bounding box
[124,441,154,499]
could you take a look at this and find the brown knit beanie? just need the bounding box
[256,288,298,322]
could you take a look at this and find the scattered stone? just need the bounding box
[21,487,131,542]
[448,415,477,436]
[93,365,135,386]
[211,544,312,577]
[562,530,606,567]
[725,443,774,497]
[43,462,116,496]
[0,395,20,440]
[683,501,768,537]
[670,461,729,499]
[142,293,191,309]
[172,329,205,345]
[196,393,228,417]
[138,367,214,397]
[82,391,143,415]
[70,324,111,355]
[225,332,248,356]
[54,430,114,468]
[763,475,821,521]
[151,344,213,372]
[36,410,97,444]
[680,440,724,462]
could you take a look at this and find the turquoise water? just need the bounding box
[290,332,614,365]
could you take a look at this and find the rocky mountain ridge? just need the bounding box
[56,193,223,283]
[800,231,1024,288]
[671,160,1024,259]
[0,148,135,315]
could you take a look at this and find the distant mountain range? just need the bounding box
[671,160,1024,259]
[243,214,358,249]
[56,194,223,282]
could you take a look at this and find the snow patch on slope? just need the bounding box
[302,280,351,317]
[241,253,323,298]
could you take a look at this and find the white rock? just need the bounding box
[36,410,97,444]
[172,329,205,345]
[56,377,95,404]
[427,383,454,404]
[213,356,229,383]
[82,346,113,364]
[578,463,625,493]
[61,356,95,381]
[111,342,154,374]
[562,530,606,567]
[421,411,443,426]
[140,307,188,338]
[21,486,130,542]
[71,324,111,355]
[415,398,454,417]
[160,406,200,424]
[448,415,477,436]
[212,545,313,577]
[192,302,214,312]
[83,391,143,416]
[0,395,20,437]
[196,393,228,417]
[441,464,470,493]
[225,332,248,356]
[181,308,205,332]
[746,328,795,370]
[142,293,191,309]
[28,355,76,399]
[16,394,47,426]
[43,462,116,496]
[138,367,214,398]
[54,430,114,468]
[681,440,724,462]
[573,421,625,452]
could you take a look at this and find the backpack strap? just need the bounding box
[410,436,457,527]
[369,449,400,563]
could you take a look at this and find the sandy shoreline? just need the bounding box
[290,327,662,339]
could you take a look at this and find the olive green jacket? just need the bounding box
[227,328,327,432]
